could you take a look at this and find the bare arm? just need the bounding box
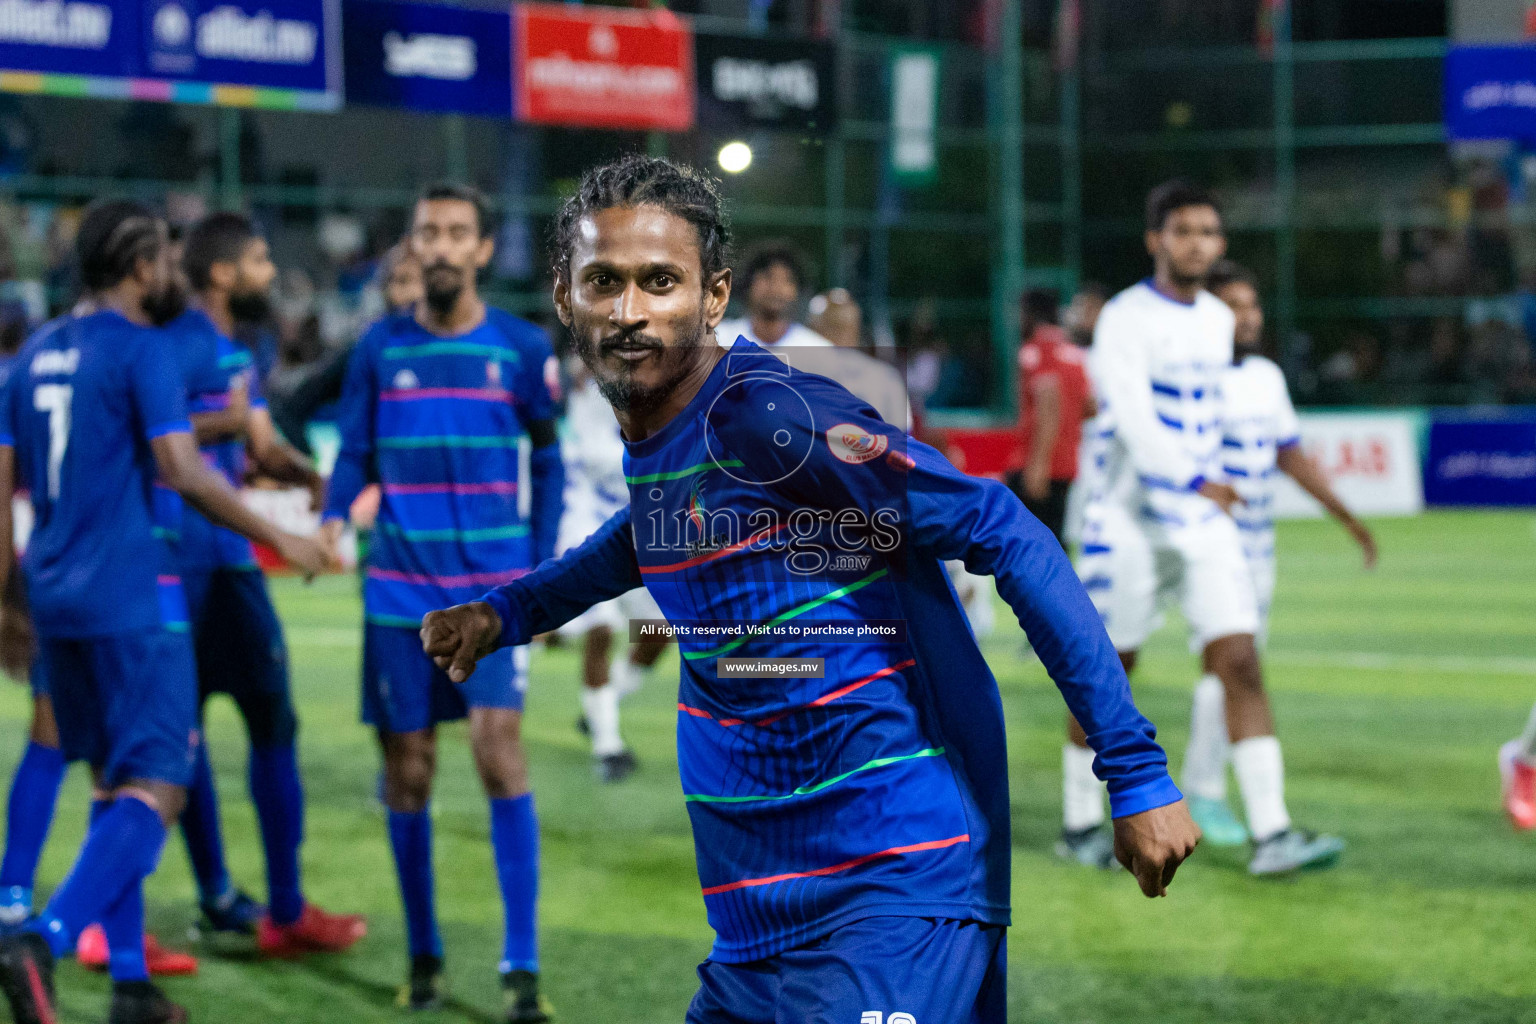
[246,405,324,510]
[1276,444,1377,568]
[190,377,249,446]
[151,431,328,577]
[1024,376,1062,500]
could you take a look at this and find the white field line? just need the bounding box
[1264,649,1536,677]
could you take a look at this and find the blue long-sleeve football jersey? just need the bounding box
[480,339,1179,963]
[324,309,563,628]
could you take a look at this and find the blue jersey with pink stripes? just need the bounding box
[481,339,1179,963]
[324,309,559,627]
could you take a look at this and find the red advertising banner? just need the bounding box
[513,2,695,131]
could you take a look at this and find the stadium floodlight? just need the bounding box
[717,141,753,174]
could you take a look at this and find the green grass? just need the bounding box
[5,510,1536,1022]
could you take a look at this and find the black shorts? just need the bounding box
[1005,473,1073,548]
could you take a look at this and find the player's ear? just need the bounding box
[474,234,494,271]
[1144,230,1160,260]
[208,259,237,292]
[704,268,731,329]
[552,274,572,327]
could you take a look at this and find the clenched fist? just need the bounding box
[1113,799,1201,897]
[420,601,503,684]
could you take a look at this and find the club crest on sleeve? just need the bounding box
[827,423,888,464]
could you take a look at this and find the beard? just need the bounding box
[143,281,187,327]
[574,310,709,417]
[228,288,271,324]
[423,263,465,316]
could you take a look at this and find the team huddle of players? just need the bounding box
[0,161,1368,1024]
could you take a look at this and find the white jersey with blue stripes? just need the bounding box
[1218,354,1301,562]
[1084,280,1235,526]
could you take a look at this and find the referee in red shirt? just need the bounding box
[1005,289,1095,547]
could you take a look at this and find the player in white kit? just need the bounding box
[1069,182,1345,876]
[1180,260,1376,847]
[557,366,668,783]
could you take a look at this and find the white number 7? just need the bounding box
[33,384,72,500]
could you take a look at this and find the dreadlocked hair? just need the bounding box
[552,155,731,283]
[76,199,163,292]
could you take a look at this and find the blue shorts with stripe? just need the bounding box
[362,623,526,734]
[686,915,1006,1024]
[38,627,198,788]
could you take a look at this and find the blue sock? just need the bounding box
[34,796,165,959]
[179,739,231,905]
[249,745,305,926]
[386,809,441,959]
[89,799,148,983]
[489,795,539,975]
[0,742,66,902]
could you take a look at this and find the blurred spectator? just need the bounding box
[1063,281,1108,347]
[806,288,910,427]
[378,242,424,315]
[1319,331,1384,393]
[1005,289,1092,547]
[718,241,831,349]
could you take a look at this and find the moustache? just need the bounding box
[598,329,665,355]
[423,263,460,279]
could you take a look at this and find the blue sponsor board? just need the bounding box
[1424,412,1536,506]
[1445,45,1536,141]
[0,0,339,108]
[343,0,510,117]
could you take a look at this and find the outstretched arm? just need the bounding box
[711,378,1198,895]
[1277,444,1376,568]
[422,506,642,683]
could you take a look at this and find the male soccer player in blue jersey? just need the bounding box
[422,156,1200,1023]
[0,201,328,1024]
[157,212,366,954]
[319,184,563,1021]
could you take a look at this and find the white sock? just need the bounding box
[609,655,646,701]
[1062,743,1106,832]
[1231,735,1291,841]
[1181,675,1229,801]
[1518,702,1536,762]
[581,684,625,757]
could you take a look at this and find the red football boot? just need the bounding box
[77,926,198,976]
[1500,740,1536,831]
[256,903,367,958]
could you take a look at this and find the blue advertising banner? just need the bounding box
[1445,45,1536,140]
[1424,412,1536,506]
[343,0,510,117]
[0,0,340,109]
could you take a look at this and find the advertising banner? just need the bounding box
[1424,412,1536,506]
[343,0,509,116]
[0,0,340,109]
[513,2,693,132]
[1445,45,1536,140]
[1272,411,1425,518]
[694,31,835,132]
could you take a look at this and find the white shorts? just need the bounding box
[557,585,663,640]
[1246,546,1276,647]
[1077,498,1260,654]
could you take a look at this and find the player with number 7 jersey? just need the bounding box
[0,200,328,1024]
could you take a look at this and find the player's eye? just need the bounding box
[650,274,675,289]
